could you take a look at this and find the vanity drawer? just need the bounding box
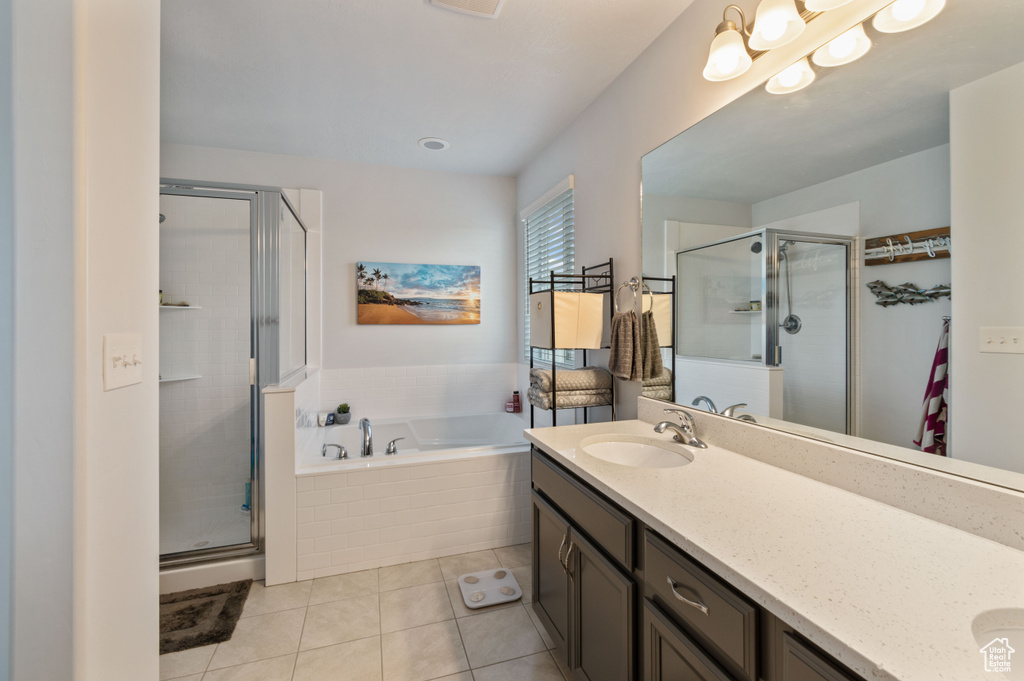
[531,450,635,570]
[644,531,757,681]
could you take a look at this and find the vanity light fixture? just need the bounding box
[702,5,755,82]
[812,22,871,67]
[873,0,945,33]
[766,57,815,94]
[748,0,806,51]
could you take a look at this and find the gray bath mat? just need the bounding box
[458,569,522,609]
[159,579,252,654]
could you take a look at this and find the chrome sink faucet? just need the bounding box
[692,396,718,414]
[655,408,708,449]
[720,403,747,418]
[359,417,373,457]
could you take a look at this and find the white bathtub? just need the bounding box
[293,412,532,580]
[297,412,530,474]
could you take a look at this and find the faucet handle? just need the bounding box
[322,443,347,460]
[663,408,694,426]
[721,403,748,418]
[385,438,405,456]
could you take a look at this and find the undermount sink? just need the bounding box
[973,609,1024,680]
[579,435,694,469]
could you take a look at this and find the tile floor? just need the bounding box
[160,544,571,681]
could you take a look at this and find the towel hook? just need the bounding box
[615,277,640,314]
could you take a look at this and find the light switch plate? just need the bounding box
[979,327,1024,354]
[103,333,143,391]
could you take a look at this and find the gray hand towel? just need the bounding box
[609,311,642,381]
[641,309,664,380]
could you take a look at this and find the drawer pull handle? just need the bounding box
[566,542,576,582]
[557,534,568,573]
[667,577,710,616]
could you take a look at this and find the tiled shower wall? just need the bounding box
[319,363,519,421]
[159,193,252,555]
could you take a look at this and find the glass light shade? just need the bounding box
[748,0,806,51]
[766,58,816,95]
[812,23,871,67]
[803,0,855,10]
[703,28,753,81]
[873,0,946,33]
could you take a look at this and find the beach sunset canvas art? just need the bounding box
[356,262,481,325]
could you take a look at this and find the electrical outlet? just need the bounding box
[979,327,1024,354]
[103,333,143,391]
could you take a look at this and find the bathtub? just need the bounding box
[293,412,532,580]
[297,412,530,474]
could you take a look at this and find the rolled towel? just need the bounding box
[608,311,642,381]
[641,385,672,400]
[529,366,613,392]
[641,309,664,380]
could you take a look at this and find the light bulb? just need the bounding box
[703,26,752,81]
[804,0,854,9]
[749,0,805,51]
[873,0,945,33]
[778,64,803,87]
[766,58,815,95]
[813,23,871,67]
[891,0,926,21]
[713,51,740,75]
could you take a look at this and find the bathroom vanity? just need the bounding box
[525,412,1024,681]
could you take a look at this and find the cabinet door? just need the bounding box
[643,600,735,681]
[570,529,636,681]
[781,633,859,681]
[532,491,571,653]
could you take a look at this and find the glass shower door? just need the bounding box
[158,190,256,559]
[771,235,851,434]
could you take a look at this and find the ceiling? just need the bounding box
[161,0,696,177]
[642,0,1024,204]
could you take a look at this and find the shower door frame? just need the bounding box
[158,180,308,567]
[675,228,855,433]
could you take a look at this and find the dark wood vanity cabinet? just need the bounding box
[530,447,864,681]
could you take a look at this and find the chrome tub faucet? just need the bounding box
[359,417,373,457]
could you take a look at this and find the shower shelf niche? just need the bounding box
[159,305,203,310]
[159,374,202,384]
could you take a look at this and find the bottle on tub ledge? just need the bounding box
[506,390,522,413]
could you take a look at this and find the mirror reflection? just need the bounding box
[641,0,1024,482]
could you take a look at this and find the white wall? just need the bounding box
[74,1,161,679]
[0,0,13,677]
[950,61,1024,474]
[516,0,896,420]
[9,0,75,678]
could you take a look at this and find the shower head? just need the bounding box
[778,240,796,257]
[159,214,166,223]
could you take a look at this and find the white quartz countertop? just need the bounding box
[524,419,1024,681]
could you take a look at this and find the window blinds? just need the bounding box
[524,186,575,366]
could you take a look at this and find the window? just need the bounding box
[523,176,575,368]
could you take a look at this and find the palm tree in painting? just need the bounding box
[356,263,366,289]
[364,277,375,289]
[372,268,382,290]
[382,273,389,292]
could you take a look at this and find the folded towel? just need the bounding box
[527,387,612,411]
[641,385,672,400]
[529,366,613,393]
[641,309,664,380]
[608,311,641,381]
[642,366,672,387]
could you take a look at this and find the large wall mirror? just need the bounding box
[641,0,1024,488]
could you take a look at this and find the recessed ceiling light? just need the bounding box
[418,137,451,151]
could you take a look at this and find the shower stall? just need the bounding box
[158,181,307,566]
[675,228,853,433]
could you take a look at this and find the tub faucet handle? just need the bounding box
[322,443,347,460]
[385,438,405,456]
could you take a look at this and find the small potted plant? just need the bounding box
[335,403,351,425]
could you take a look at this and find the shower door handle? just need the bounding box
[249,358,256,386]
[774,346,782,365]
